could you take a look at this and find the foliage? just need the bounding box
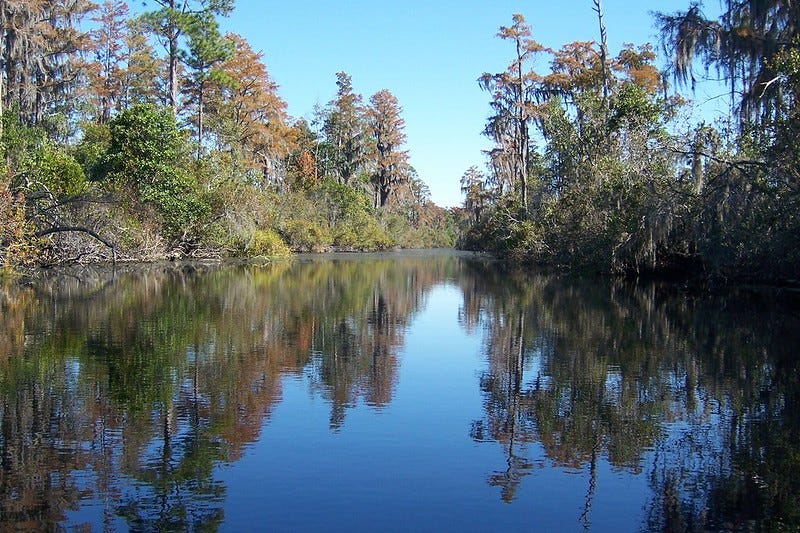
[0,0,449,267]
[313,179,391,250]
[463,6,799,282]
[139,0,234,112]
[205,34,295,179]
[280,219,333,252]
[32,144,88,198]
[242,229,291,258]
[74,122,112,178]
[101,104,210,243]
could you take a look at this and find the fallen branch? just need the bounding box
[34,226,118,265]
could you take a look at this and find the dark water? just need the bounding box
[1,251,799,532]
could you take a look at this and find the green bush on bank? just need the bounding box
[281,219,333,252]
[243,229,291,258]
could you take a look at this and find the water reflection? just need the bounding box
[0,254,798,530]
[0,255,460,529]
[462,263,800,529]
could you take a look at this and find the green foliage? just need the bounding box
[2,113,46,170]
[2,115,87,197]
[73,122,111,180]
[32,144,87,197]
[609,83,661,130]
[103,104,210,240]
[242,229,291,257]
[104,104,185,181]
[281,219,333,252]
[460,197,544,260]
[311,179,391,250]
[467,28,726,277]
[139,167,211,238]
[332,210,392,250]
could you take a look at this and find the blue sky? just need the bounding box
[215,1,722,207]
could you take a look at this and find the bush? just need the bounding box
[73,122,111,180]
[34,145,87,197]
[244,229,291,257]
[332,210,392,250]
[0,190,35,270]
[102,105,209,242]
[281,219,332,252]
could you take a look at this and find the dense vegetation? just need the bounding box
[460,1,799,283]
[1,1,796,283]
[0,1,454,270]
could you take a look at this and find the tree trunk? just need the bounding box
[515,39,528,211]
[168,35,178,113]
[593,0,610,108]
[197,75,204,159]
[166,0,179,114]
[379,184,390,207]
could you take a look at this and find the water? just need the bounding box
[1,251,798,531]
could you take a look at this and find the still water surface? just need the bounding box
[1,251,798,531]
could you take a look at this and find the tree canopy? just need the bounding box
[460,4,799,283]
[0,1,452,270]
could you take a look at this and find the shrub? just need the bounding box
[281,219,332,252]
[73,122,111,180]
[34,145,87,197]
[245,229,291,257]
[332,210,392,250]
[0,190,35,270]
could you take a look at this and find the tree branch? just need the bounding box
[34,226,118,264]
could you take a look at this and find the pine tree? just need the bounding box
[140,0,233,114]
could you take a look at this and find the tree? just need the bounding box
[140,0,233,114]
[367,89,409,208]
[0,0,95,133]
[321,72,369,185]
[479,14,548,211]
[88,1,130,123]
[460,166,490,223]
[119,17,163,109]
[102,104,209,241]
[206,33,294,180]
[657,0,799,125]
[179,11,233,157]
[285,119,320,191]
[659,1,800,279]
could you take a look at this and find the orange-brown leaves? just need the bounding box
[614,43,661,95]
[208,33,296,177]
[367,89,409,207]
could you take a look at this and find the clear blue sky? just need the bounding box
[215,1,721,207]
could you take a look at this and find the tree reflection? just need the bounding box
[3,255,799,529]
[463,263,800,529]
[0,254,460,529]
